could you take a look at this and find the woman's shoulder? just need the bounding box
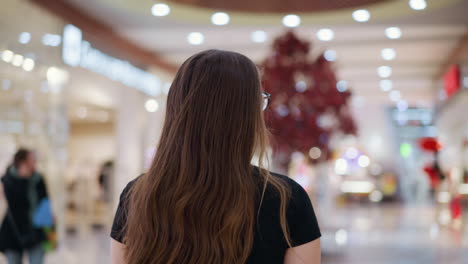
[118,175,143,200]
[254,167,307,196]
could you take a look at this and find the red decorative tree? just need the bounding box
[262,31,356,169]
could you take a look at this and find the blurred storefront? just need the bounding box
[0,0,169,243]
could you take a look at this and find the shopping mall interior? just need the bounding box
[1,0,467,263]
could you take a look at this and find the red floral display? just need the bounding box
[261,31,356,168]
[419,137,441,152]
[423,165,440,189]
[450,195,462,219]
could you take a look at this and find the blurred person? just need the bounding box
[111,50,321,264]
[0,149,49,264]
[98,160,114,203]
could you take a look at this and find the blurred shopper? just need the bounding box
[98,160,114,203]
[111,50,321,264]
[0,149,50,264]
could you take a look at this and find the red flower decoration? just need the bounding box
[450,196,462,219]
[423,165,440,188]
[419,137,441,152]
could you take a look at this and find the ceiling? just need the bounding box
[1,0,468,114]
[166,0,390,13]
[63,0,468,105]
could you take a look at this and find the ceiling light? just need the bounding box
[211,12,230,26]
[324,49,337,61]
[309,147,321,159]
[145,99,159,112]
[381,48,396,60]
[151,3,170,16]
[12,54,24,67]
[187,32,204,45]
[47,66,69,86]
[295,81,307,92]
[409,0,427,10]
[18,32,31,44]
[282,14,301,28]
[397,100,408,111]
[1,50,14,62]
[42,34,62,47]
[335,158,348,175]
[358,155,370,168]
[389,90,401,102]
[379,79,393,92]
[352,9,370,22]
[385,27,402,39]
[336,80,348,92]
[22,58,35,71]
[317,29,334,41]
[251,30,267,43]
[377,66,392,78]
[369,190,383,202]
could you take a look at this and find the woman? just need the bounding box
[111,50,321,264]
[0,149,47,264]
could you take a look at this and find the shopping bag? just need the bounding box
[33,198,54,228]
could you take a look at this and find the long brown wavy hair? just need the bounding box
[124,50,291,264]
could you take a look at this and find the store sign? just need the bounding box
[443,65,460,98]
[62,24,161,96]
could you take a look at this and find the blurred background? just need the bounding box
[0,0,467,263]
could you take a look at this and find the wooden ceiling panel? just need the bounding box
[169,0,391,13]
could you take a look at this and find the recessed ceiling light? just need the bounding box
[409,0,427,10]
[22,58,35,72]
[251,30,267,43]
[381,48,396,60]
[187,32,204,45]
[377,66,392,78]
[282,15,301,28]
[309,147,321,159]
[1,50,14,62]
[389,90,401,102]
[151,3,170,16]
[211,12,230,26]
[42,34,62,47]
[145,99,159,112]
[385,27,402,39]
[336,80,348,92]
[317,29,334,41]
[352,9,371,22]
[379,79,393,92]
[12,54,24,67]
[358,155,370,168]
[324,50,337,61]
[397,100,408,111]
[18,32,31,44]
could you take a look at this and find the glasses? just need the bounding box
[262,92,271,111]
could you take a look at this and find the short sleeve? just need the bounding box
[285,178,321,247]
[110,180,135,243]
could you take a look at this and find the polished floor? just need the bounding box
[0,204,466,264]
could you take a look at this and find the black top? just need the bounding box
[0,167,48,251]
[111,168,321,264]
